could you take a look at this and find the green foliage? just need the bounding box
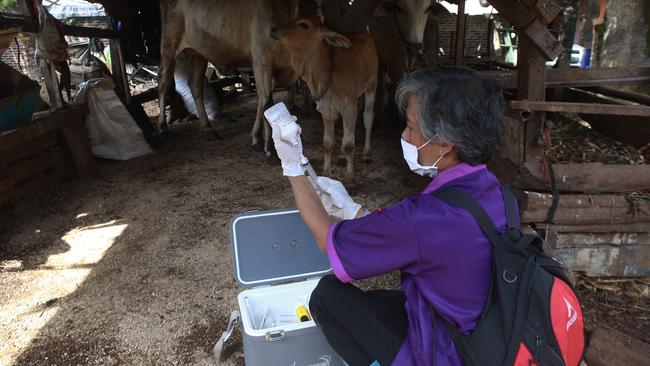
[0,0,18,12]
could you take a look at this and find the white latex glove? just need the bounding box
[271,120,306,177]
[317,176,362,220]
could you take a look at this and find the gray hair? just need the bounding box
[395,66,505,164]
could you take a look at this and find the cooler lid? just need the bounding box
[230,208,332,288]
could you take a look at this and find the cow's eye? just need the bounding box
[298,21,309,29]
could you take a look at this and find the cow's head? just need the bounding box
[373,0,450,52]
[271,16,351,54]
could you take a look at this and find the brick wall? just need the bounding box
[1,36,40,79]
[424,14,509,61]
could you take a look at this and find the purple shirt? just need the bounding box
[326,163,517,366]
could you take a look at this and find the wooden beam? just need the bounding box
[548,232,650,249]
[515,162,650,193]
[0,131,57,167]
[487,0,563,60]
[550,245,649,276]
[482,67,650,90]
[520,191,650,225]
[539,222,650,234]
[60,113,97,179]
[521,0,564,25]
[563,87,650,148]
[0,14,119,38]
[517,36,547,166]
[0,105,88,152]
[583,86,650,106]
[509,100,650,117]
[454,0,466,65]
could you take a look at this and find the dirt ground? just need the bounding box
[1,92,648,365]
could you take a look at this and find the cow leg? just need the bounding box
[157,38,182,132]
[362,86,376,163]
[322,113,336,177]
[251,62,273,154]
[341,104,357,181]
[187,53,211,130]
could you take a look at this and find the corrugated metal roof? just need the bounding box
[43,0,106,19]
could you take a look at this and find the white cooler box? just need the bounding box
[223,208,346,366]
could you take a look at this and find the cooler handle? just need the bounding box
[265,330,286,342]
[213,309,240,362]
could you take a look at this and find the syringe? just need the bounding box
[265,102,322,195]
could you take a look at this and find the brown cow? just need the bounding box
[323,0,452,80]
[157,0,300,155]
[321,0,452,117]
[271,16,378,180]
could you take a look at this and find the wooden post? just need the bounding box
[454,0,466,65]
[517,35,546,167]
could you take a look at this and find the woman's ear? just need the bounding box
[439,142,455,157]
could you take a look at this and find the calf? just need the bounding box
[271,16,378,180]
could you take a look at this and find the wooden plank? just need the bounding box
[521,191,650,224]
[0,105,88,152]
[0,14,119,38]
[488,0,563,60]
[586,326,650,366]
[549,245,649,276]
[482,67,650,90]
[6,150,62,184]
[563,87,650,148]
[509,100,650,117]
[515,162,650,193]
[454,0,466,65]
[0,131,58,167]
[544,222,650,233]
[548,232,650,249]
[517,36,547,166]
[0,168,60,208]
[521,0,564,25]
[59,112,97,179]
[584,86,650,106]
[501,113,525,164]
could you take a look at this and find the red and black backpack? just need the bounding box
[434,185,585,366]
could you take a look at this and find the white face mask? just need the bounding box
[400,138,446,178]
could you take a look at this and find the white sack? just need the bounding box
[74,78,153,160]
[174,52,219,123]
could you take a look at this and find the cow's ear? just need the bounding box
[426,3,451,19]
[321,29,352,48]
[373,0,396,16]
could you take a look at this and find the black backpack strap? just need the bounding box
[499,185,519,231]
[434,188,500,248]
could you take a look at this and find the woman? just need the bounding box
[272,66,507,366]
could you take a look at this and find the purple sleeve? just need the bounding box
[325,198,420,282]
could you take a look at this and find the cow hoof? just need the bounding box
[147,133,167,149]
[251,142,264,152]
[265,154,281,166]
[337,156,346,167]
[206,130,223,141]
[363,153,372,164]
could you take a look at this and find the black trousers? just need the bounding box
[309,275,409,366]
